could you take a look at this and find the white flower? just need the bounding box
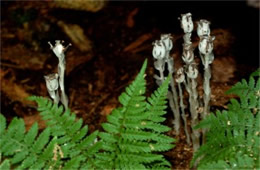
[154,59,165,71]
[48,40,64,58]
[186,64,198,79]
[160,34,173,51]
[182,49,194,64]
[44,73,59,91]
[48,40,71,60]
[197,20,211,37]
[180,13,194,33]
[176,68,185,83]
[198,35,215,55]
[54,40,64,55]
[152,40,166,59]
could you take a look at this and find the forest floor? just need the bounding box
[1,1,259,169]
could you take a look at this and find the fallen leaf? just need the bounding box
[123,33,152,53]
[100,104,117,116]
[0,69,34,106]
[57,21,92,52]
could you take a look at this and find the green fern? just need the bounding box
[225,68,260,110]
[0,59,174,169]
[0,114,58,169]
[198,154,256,169]
[0,97,102,169]
[191,69,260,169]
[0,160,10,170]
[27,96,102,169]
[95,59,175,169]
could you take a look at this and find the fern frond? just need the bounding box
[146,77,170,123]
[97,60,174,169]
[198,153,256,170]
[27,96,102,169]
[192,71,260,169]
[0,114,58,169]
[0,114,6,135]
[226,73,260,98]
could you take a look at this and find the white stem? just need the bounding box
[201,54,212,144]
[58,61,68,110]
[178,83,191,144]
[203,64,211,118]
[48,90,56,101]
[168,92,180,135]
[165,51,181,135]
[54,90,60,104]
[186,75,200,152]
[169,77,180,135]
[159,69,164,83]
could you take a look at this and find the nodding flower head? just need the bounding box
[176,67,185,83]
[154,59,165,71]
[152,40,166,59]
[198,35,215,55]
[197,19,211,37]
[48,40,71,59]
[186,64,198,79]
[44,73,59,91]
[160,34,173,51]
[179,13,194,33]
[182,48,194,64]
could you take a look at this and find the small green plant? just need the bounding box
[191,69,260,169]
[0,59,174,169]
[94,59,175,169]
[0,97,102,169]
[0,114,56,169]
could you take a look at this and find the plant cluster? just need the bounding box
[0,60,174,169]
[152,13,215,152]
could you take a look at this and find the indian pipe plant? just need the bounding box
[1,13,259,169]
[152,12,259,169]
[152,13,216,152]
